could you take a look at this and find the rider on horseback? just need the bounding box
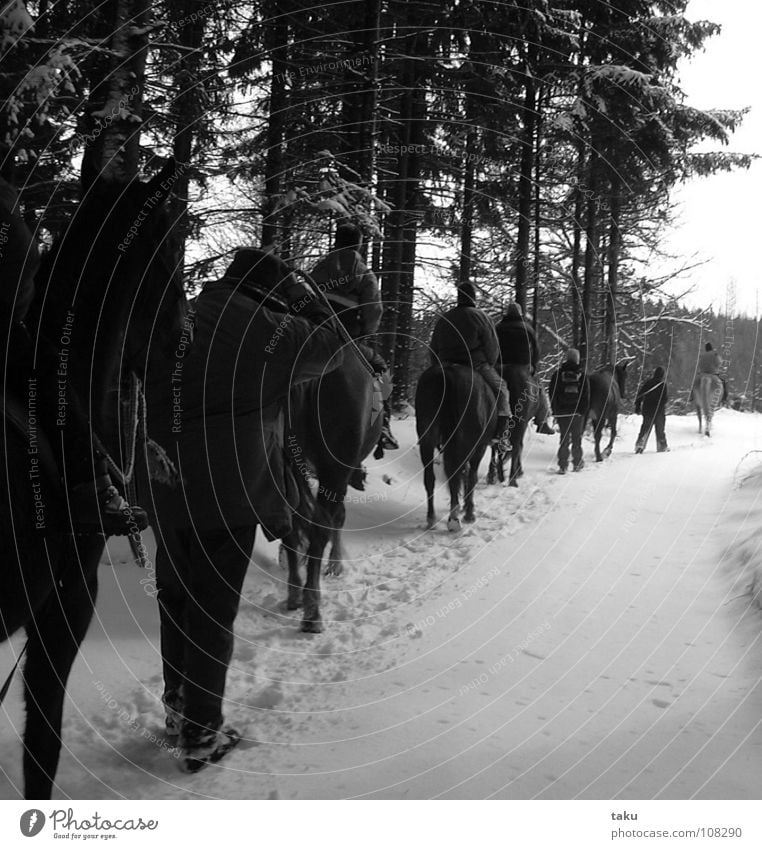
[0,174,146,534]
[495,302,554,435]
[697,342,727,405]
[310,223,398,453]
[429,283,511,446]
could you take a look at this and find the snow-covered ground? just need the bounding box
[1,409,761,799]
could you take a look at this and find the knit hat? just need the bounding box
[506,302,522,319]
[566,348,580,364]
[457,283,476,307]
[335,223,363,250]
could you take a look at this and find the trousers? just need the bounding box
[156,524,257,734]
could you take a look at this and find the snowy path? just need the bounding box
[1,410,761,799]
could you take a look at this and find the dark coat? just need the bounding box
[495,315,539,367]
[310,247,382,337]
[0,176,39,324]
[549,360,589,416]
[147,281,344,539]
[635,369,668,417]
[429,305,499,368]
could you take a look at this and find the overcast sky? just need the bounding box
[665,0,762,316]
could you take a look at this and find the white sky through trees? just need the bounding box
[667,0,762,316]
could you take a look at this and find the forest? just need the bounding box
[1,0,757,408]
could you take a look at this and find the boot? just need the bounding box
[349,466,366,491]
[69,473,148,535]
[536,420,555,435]
[179,722,241,774]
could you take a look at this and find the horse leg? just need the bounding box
[283,528,305,610]
[420,440,437,529]
[487,444,498,486]
[302,493,344,632]
[326,528,346,577]
[593,418,604,462]
[22,535,101,799]
[446,467,463,532]
[603,415,616,458]
[509,420,527,487]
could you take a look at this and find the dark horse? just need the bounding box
[487,365,540,487]
[0,162,186,798]
[283,316,383,634]
[415,364,497,531]
[586,362,628,461]
[693,373,722,436]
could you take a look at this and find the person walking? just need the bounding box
[548,348,589,474]
[148,249,345,774]
[634,366,669,453]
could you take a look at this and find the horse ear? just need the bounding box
[144,157,179,206]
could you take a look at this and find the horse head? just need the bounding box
[614,359,631,400]
[30,159,188,436]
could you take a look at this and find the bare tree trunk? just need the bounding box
[459,131,475,285]
[170,2,206,264]
[604,174,622,366]
[514,65,536,311]
[580,149,600,366]
[261,17,289,248]
[81,0,152,184]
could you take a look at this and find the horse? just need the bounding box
[0,161,187,799]
[487,364,540,487]
[586,362,628,462]
[282,315,383,634]
[693,373,722,436]
[415,363,497,531]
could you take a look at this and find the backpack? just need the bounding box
[560,368,581,397]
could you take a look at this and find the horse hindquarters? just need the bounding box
[23,535,101,799]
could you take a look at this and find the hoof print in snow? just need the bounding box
[652,698,670,709]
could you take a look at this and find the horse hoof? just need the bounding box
[426,515,438,530]
[509,479,519,488]
[463,514,475,524]
[486,473,496,485]
[325,561,343,577]
[447,517,462,532]
[286,595,302,611]
[301,618,323,634]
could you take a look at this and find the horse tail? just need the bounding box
[415,364,447,455]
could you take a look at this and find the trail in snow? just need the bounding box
[1,409,761,799]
